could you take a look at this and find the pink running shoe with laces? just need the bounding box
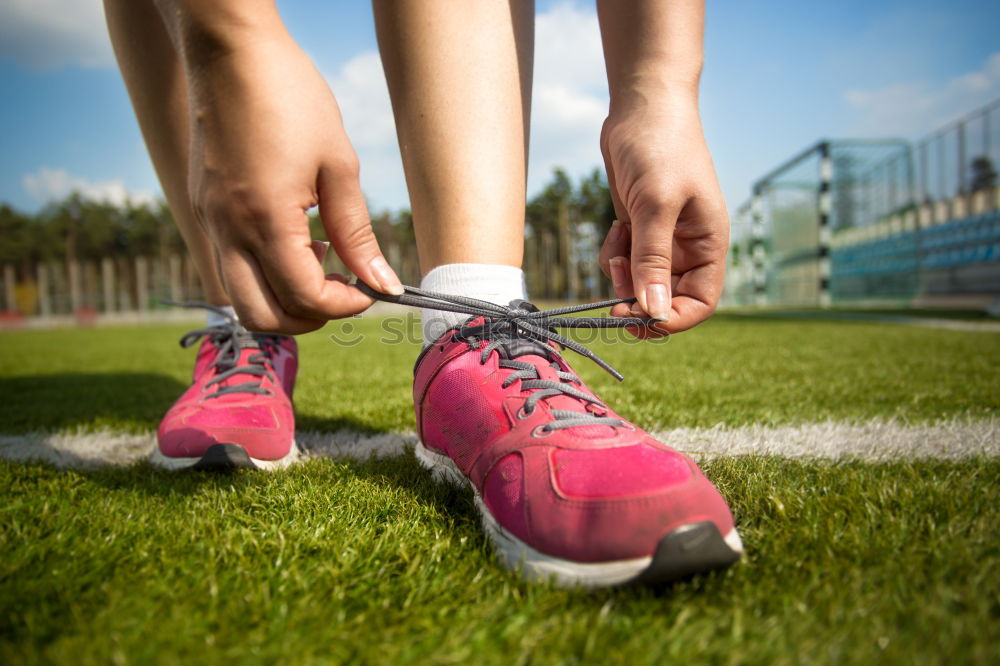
[152,305,301,471]
[379,285,742,587]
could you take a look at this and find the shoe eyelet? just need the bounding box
[531,425,552,438]
[517,405,534,420]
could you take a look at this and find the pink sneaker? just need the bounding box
[409,295,742,587]
[152,306,300,471]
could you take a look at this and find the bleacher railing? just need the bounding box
[725,98,1000,308]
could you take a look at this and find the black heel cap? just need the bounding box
[193,443,257,471]
[633,521,741,585]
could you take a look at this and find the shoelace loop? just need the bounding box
[166,301,283,399]
[356,282,662,433]
[356,281,661,381]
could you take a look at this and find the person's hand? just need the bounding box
[186,33,402,334]
[598,96,729,337]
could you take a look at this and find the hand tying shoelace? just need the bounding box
[354,281,662,381]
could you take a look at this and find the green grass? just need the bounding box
[1,313,998,433]
[1,314,999,664]
[1,456,996,665]
[723,306,1000,321]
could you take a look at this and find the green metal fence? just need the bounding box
[725,98,1000,308]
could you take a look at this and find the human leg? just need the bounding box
[105,1,299,469]
[374,0,534,341]
[104,0,227,306]
[373,0,533,273]
[371,2,739,586]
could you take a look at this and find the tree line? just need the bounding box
[1,167,617,310]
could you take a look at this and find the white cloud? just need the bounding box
[319,2,609,211]
[529,2,608,194]
[23,167,156,207]
[324,51,408,212]
[845,51,1000,136]
[0,0,113,69]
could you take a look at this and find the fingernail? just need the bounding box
[645,283,671,322]
[609,256,628,288]
[369,256,404,295]
[607,220,623,243]
[311,240,330,263]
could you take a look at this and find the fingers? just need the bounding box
[628,199,678,323]
[664,269,722,333]
[603,193,724,337]
[608,254,634,299]
[600,119,628,224]
[198,164,399,331]
[608,256,668,339]
[311,239,330,263]
[201,186,377,331]
[253,223,378,324]
[217,247,330,334]
[598,219,630,278]
[317,161,403,297]
[661,195,729,333]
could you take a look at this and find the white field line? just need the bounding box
[655,418,1000,462]
[0,418,996,471]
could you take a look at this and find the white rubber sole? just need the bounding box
[415,441,742,588]
[150,441,302,471]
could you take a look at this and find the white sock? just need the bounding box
[420,263,527,346]
[207,305,237,328]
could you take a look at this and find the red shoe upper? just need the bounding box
[158,326,297,461]
[414,318,735,563]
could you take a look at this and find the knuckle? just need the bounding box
[281,291,319,318]
[336,218,378,250]
[232,303,286,334]
[626,187,677,223]
[236,311,271,332]
[631,250,671,274]
[327,153,361,181]
[599,121,612,158]
[600,117,621,152]
[198,185,277,244]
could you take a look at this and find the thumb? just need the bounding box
[629,206,677,322]
[318,164,403,295]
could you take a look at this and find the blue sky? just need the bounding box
[1,0,998,217]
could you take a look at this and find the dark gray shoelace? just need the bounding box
[168,302,283,399]
[356,281,662,434]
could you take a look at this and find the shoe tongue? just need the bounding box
[492,301,554,361]
[236,328,263,350]
[214,330,265,381]
[495,335,554,361]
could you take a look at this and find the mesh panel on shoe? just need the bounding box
[547,420,617,439]
[483,453,528,541]
[428,369,504,469]
[553,443,692,498]
[184,405,278,429]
